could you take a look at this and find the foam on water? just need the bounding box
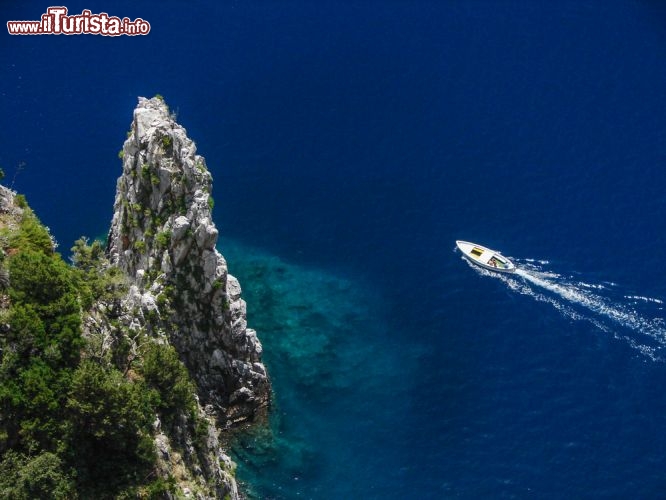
[461,256,666,360]
[625,295,664,305]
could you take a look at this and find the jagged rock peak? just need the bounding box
[107,96,270,425]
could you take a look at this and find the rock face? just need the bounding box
[107,96,270,423]
[0,185,15,213]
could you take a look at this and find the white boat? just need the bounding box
[456,240,516,273]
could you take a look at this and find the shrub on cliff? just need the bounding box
[7,209,54,254]
[0,194,166,497]
[0,451,76,499]
[70,237,127,312]
[66,360,157,490]
[0,221,84,458]
[140,342,197,423]
[7,249,82,367]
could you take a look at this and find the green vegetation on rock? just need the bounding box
[0,192,200,498]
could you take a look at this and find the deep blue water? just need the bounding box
[3,1,666,497]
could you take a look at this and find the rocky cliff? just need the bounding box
[107,96,270,424]
[0,97,268,499]
[101,96,271,497]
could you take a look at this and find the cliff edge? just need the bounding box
[0,98,268,498]
[107,96,270,425]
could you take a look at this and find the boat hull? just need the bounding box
[456,240,516,273]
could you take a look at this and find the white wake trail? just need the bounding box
[463,256,666,360]
[514,268,666,342]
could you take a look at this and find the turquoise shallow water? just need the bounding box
[219,238,424,499]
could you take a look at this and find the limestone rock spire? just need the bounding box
[107,96,270,424]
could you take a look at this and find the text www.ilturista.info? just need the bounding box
[7,6,150,36]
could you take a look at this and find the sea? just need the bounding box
[3,1,666,498]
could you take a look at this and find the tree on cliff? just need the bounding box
[0,194,190,497]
